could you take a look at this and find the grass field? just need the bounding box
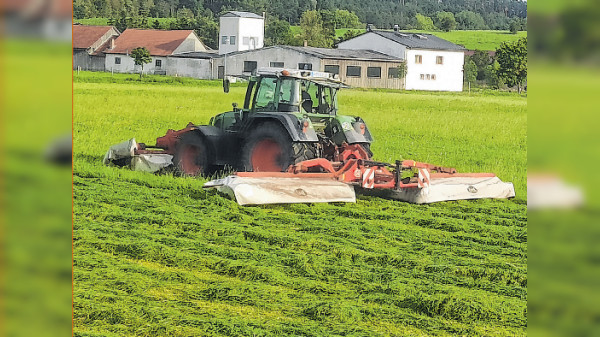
[73,71,527,336]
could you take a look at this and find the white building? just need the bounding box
[104,29,209,75]
[219,11,264,55]
[338,30,466,91]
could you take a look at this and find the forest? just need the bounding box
[73,0,527,30]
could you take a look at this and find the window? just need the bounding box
[254,77,278,111]
[221,36,228,45]
[420,74,425,80]
[431,74,436,80]
[155,59,162,68]
[346,66,361,77]
[324,65,340,75]
[388,67,399,78]
[243,37,250,46]
[367,67,381,78]
[243,61,257,73]
[298,63,312,70]
[426,74,431,80]
[115,57,121,64]
[230,36,236,45]
[436,56,443,65]
[270,61,284,67]
[415,55,422,64]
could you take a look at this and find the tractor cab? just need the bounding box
[243,68,346,116]
[211,68,348,132]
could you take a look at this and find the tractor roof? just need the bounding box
[256,67,349,88]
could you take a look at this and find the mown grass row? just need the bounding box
[74,72,526,336]
[74,167,526,336]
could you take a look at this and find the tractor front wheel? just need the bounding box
[173,132,209,176]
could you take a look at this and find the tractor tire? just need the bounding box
[292,142,318,164]
[173,132,209,176]
[241,122,315,172]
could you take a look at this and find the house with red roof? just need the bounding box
[73,25,120,71]
[104,29,210,75]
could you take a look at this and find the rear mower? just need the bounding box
[104,68,515,205]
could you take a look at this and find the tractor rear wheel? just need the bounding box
[242,122,310,172]
[173,132,209,176]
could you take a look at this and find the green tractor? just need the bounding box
[107,68,374,176]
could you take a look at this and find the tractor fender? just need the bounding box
[245,113,319,142]
[326,117,374,145]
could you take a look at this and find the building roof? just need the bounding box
[280,46,403,61]
[365,30,466,51]
[73,25,116,49]
[105,29,196,56]
[221,11,263,19]
[169,51,219,59]
[216,45,403,62]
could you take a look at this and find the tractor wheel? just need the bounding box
[241,123,296,172]
[173,132,209,176]
[292,142,318,164]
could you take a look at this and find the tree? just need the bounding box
[340,29,361,42]
[485,60,503,89]
[265,18,293,46]
[495,37,527,93]
[194,15,219,49]
[455,11,487,30]
[470,50,491,80]
[435,11,457,32]
[319,10,337,41]
[509,18,525,34]
[464,59,477,85]
[300,10,332,48]
[415,14,435,31]
[334,10,362,29]
[130,47,152,80]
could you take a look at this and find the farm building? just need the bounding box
[215,45,405,89]
[219,11,265,55]
[338,29,466,91]
[166,51,219,79]
[73,25,120,72]
[104,29,210,75]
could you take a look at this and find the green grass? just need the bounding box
[405,30,527,51]
[73,71,527,336]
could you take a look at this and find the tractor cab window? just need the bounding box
[319,86,336,114]
[300,80,337,114]
[253,77,278,111]
[300,80,318,113]
[277,78,300,112]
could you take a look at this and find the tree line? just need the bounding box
[74,0,526,29]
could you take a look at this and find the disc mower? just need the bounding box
[104,68,515,205]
